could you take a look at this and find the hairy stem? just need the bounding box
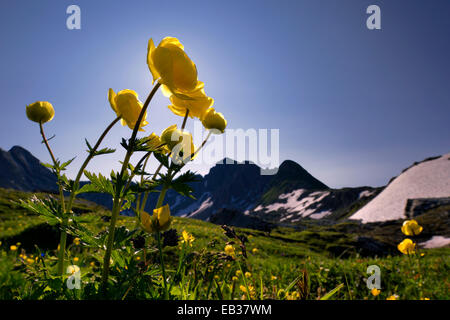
[39,122,67,276]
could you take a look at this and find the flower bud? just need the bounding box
[201,108,227,133]
[26,101,55,123]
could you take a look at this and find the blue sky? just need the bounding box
[1,0,449,188]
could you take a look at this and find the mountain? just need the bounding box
[350,153,450,223]
[0,146,57,192]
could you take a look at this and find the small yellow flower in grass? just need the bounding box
[26,101,55,123]
[420,297,430,300]
[73,257,79,263]
[108,88,148,131]
[252,248,258,254]
[26,258,34,264]
[232,276,238,281]
[271,275,277,281]
[67,265,80,275]
[371,288,381,296]
[136,256,141,261]
[235,270,242,277]
[73,238,81,246]
[90,262,95,267]
[10,245,17,251]
[180,230,195,247]
[398,239,416,255]
[225,244,235,257]
[386,294,399,300]
[201,108,227,133]
[16,242,21,246]
[214,275,219,280]
[245,272,252,278]
[401,220,423,236]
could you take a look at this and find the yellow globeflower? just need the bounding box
[108,88,148,131]
[73,238,81,246]
[140,204,172,233]
[146,133,169,154]
[10,245,17,251]
[147,37,199,95]
[397,239,416,255]
[26,101,55,123]
[181,230,195,247]
[224,244,235,257]
[201,108,227,133]
[168,88,214,119]
[401,220,423,236]
[73,257,79,263]
[371,288,381,296]
[245,272,252,278]
[160,125,196,163]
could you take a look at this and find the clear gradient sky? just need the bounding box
[1,0,449,188]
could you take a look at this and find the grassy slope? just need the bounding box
[0,187,449,300]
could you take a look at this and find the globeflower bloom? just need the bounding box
[108,88,148,131]
[224,244,235,257]
[180,230,195,247]
[397,238,416,255]
[371,288,381,296]
[147,37,200,96]
[160,125,196,163]
[140,204,172,233]
[201,108,227,133]
[26,101,55,123]
[401,219,423,236]
[168,88,214,119]
[146,132,169,154]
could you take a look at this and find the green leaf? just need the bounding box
[154,152,169,169]
[60,157,76,171]
[77,171,115,195]
[16,195,63,224]
[320,283,344,300]
[169,171,199,199]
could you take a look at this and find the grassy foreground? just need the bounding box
[0,188,449,300]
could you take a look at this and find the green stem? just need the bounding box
[156,231,168,299]
[39,122,67,276]
[101,82,161,291]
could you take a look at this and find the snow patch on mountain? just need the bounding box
[351,154,450,223]
[254,189,331,221]
[420,236,450,249]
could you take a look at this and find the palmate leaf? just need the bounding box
[86,138,115,156]
[60,157,76,171]
[65,218,106,249]
[77,171,115,195]
[154,152,169,169]
[17,196,63,224]
[169,171,199,199]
